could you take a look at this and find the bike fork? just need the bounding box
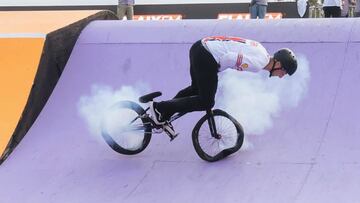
[207,110,221,139]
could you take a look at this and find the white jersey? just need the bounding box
[201,36,270,72]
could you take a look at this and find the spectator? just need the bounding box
[355,0,360,16]
[323,0,342,17]
[341,0,349,16]
[308,0,323,18]
[343,0,357,17]
[348,0,356,17]
[249,0,268,19]
[117,0,135,20]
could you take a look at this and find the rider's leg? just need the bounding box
[171,51,199,99]
[155,40,218,118]
[194,57,218,110]
[173,86,197,99]
[159,86,197,120]
[154,44,199,121]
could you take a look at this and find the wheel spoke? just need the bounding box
[101,101,152,154]
[196,113,240,158]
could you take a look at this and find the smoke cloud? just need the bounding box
[77,82,150,143]
[215,55,310,149]
[78,56,310,152]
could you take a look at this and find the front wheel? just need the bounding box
[101,101,152,155]
[192,109,244,162]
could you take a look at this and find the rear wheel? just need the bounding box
[101,101,152,155]
[192,109,244,162]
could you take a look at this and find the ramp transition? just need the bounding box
[0,10,118,163]
[1,19,360,203]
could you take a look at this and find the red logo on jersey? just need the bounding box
[250,41,258,47]
[236,53,243,70]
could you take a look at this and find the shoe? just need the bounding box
[149,101,165,125]
[152,128,164,134]
[163,122,178,140]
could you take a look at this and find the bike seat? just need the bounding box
[139,91,162,103]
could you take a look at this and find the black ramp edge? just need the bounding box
[0,10,118,165]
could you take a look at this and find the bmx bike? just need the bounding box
[101,91,244,162]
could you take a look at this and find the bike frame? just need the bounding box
[136,107,220,139]
[206,110,220,139]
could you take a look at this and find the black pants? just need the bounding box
[157,40,219,120]
[323,6,341,18]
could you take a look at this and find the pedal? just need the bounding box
[162,121,178,141]
[169,133,179,142]
[164,129,179,141]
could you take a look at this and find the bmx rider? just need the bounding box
[150,36,298,136]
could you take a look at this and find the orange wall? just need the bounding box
[0,10,104,156]
[0,10,100,33]
[0,38,44,153]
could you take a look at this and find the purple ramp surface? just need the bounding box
[1,19,360,203]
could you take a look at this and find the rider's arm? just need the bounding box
[218,52,243,70]
[219,45,270,72]
[219,51,270,72]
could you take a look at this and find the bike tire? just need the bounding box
[101,101,152,155]
[192,109,244,162]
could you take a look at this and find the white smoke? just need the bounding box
[77,82,150,144]
[77,56,310,152]
[215,55,310,149]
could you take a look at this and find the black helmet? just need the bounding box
[274,48,297,76]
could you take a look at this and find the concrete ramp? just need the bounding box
[1,19,360,203]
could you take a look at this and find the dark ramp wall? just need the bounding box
[1,19,360,203]
[0,10,118,164]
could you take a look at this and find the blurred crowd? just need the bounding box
[308,0,359,17]
[116,0,359,20]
